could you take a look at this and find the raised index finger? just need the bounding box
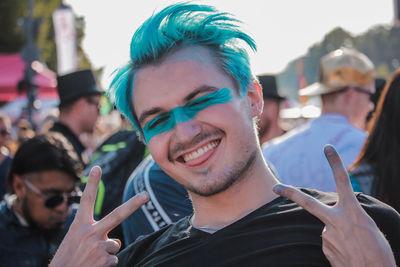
[75,166,102,222]
[95,192,149,234]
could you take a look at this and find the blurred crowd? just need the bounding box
[1,33,400,266]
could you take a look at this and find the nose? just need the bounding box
[170,106,201,143]
[173,119,202,144]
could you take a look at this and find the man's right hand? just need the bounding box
[50,166,149,267]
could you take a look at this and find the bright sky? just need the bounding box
[64,0,394,89]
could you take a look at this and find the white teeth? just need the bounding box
[183,141,218,162]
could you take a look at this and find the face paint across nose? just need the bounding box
[143,87,233,141]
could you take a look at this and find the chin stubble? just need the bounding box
[187,148,258,197]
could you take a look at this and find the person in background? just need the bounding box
[263,48,375,192]
[349,68,400,213]
[15,118,35,146]
[257,74,286,144]
[365,77,386,125]
[0,133,82,266]
[0,112,12,200]
[50,69,102,166]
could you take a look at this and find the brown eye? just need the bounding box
[148,114,170,129]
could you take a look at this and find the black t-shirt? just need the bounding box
[118,189,400,267]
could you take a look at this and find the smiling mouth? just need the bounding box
[178,139,220,164]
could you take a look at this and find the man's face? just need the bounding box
[82,95,101,133]
[20,170,75,230]
[352,83,375,128]
[133,46,261,197]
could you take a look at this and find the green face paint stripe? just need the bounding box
[143,87,233,141]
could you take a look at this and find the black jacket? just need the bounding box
[49,121,86,166]
[0,198,75,267]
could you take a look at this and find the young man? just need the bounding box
[0,133,82,266]
[50,3,400,266]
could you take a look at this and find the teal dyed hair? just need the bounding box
[108,2,257,137]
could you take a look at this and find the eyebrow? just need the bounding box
[138,85,219,125]
[138,107,165,125]
[184,85,219,102]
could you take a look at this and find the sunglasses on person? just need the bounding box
[340,86,374,96]
[85,97,101,111]
[339,86,375,101]
[24,179,82,209]
[353,86,374,97]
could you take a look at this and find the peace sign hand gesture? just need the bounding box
[50,166,149,267]
[273,145,396,267]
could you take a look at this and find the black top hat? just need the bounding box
[57,69,102,106]
[257,74,285,101]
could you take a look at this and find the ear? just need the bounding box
[13,175,26,200]
[246,81,264,118]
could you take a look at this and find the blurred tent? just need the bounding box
[0,53,58,102]
[0,53,59,124]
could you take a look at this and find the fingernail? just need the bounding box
[324,145,335,155]
[272,184,283,195]
[91,166,100,176]
[137,191,149,201]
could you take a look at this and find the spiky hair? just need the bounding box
[108,2,256,136]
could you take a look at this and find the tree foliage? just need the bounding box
[0,0,92,72]
[0,0,26,52]
[277,25,400,100]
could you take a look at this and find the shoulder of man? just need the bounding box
[49,121,69,133]
[297,189,400,264]
[117,216,191,266]
[354,192,400,219]
[297,188,399,215]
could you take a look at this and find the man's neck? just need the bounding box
[320,110,364,130]
[259,122,283,144]
[58,115,81,137]
[190,154,279,230]
[10,196,29,227]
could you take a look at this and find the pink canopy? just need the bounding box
[0,53,58,102]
